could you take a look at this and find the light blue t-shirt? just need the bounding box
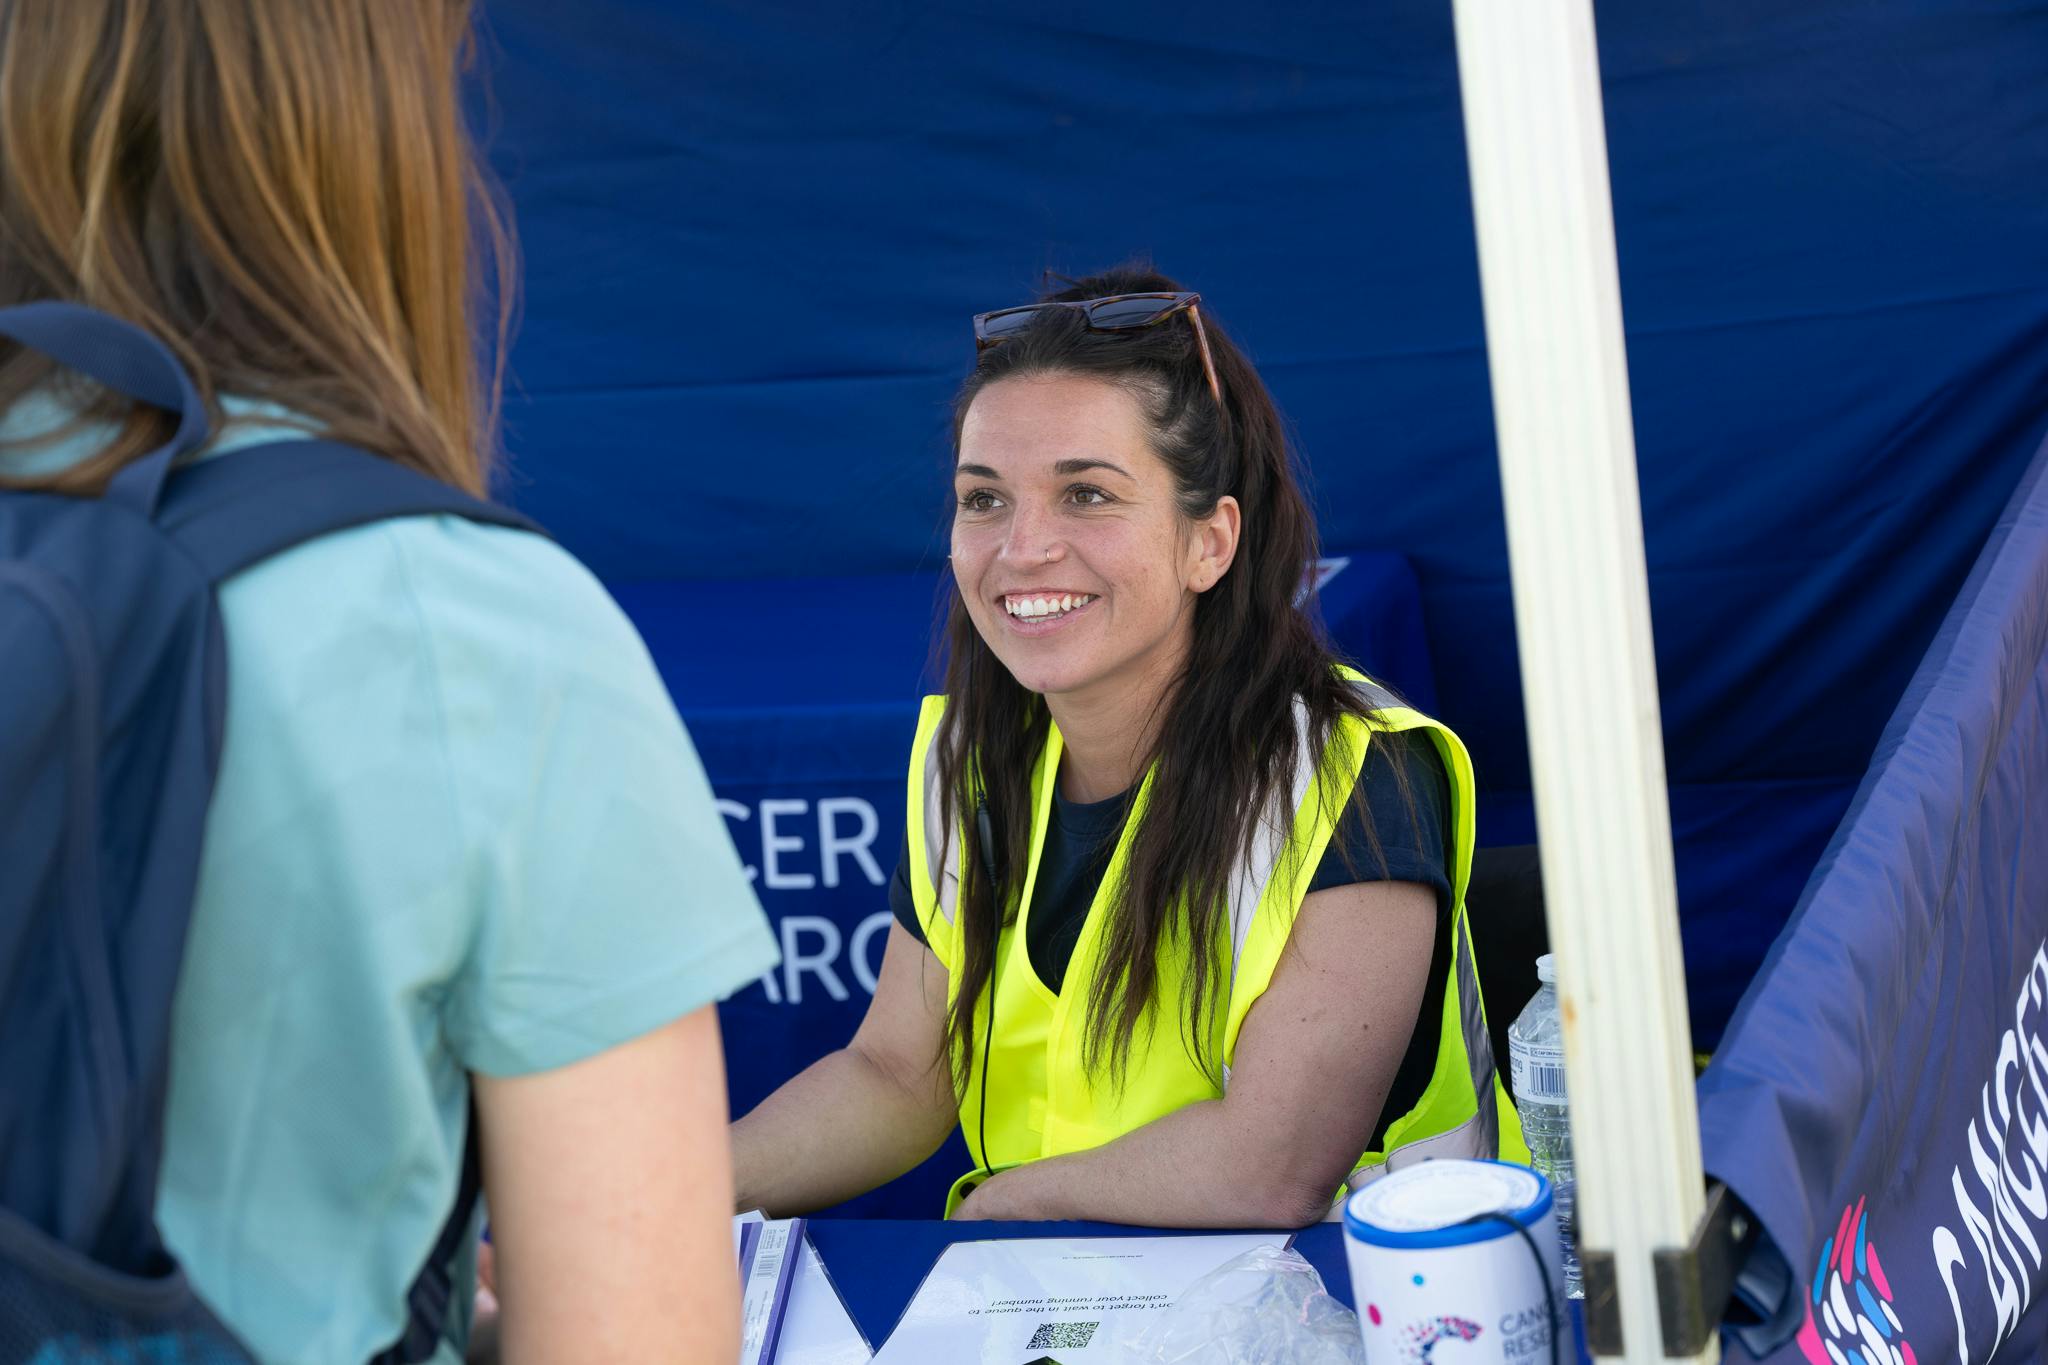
[2,396,779,1362]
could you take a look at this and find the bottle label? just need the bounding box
[1510,1043,1568,1103]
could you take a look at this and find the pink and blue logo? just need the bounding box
[1399,1316,1483,1364]
[1798,1197,1914,1365]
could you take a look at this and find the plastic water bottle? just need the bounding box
[1508,953,1581,1299]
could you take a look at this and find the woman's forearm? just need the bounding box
[955,1096,1338,1229]
[955,886,1425,1231]
[731,1041,958,1216]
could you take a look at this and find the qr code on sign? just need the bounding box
[1027,1320,1100,1350]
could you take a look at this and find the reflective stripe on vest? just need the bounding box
[1331,912,1504,1213]
[906,672,1524,1216]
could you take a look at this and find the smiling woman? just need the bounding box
[731,267,1526,1229]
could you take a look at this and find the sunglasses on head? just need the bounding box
[971,291,1223,407]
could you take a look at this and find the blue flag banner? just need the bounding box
[1698,428,2048,1365]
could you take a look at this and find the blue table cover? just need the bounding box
[804,1218,1588,1361]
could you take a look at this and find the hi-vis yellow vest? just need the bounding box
[906,671,1527,1218]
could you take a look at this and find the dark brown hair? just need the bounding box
[937,265,1416,1089]
[0,0,511,495]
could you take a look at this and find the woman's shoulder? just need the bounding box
[388,512,641,656]
[208,505,775,1067]
[213,509,686,841]
[226,509,650,686]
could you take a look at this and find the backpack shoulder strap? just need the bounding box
[0,301,208,514]
[158,438,544,582]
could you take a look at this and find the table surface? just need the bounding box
[804,1218,1588,1360]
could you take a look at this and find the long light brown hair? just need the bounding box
[0,0,512,494]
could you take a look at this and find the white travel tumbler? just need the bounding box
[1342,1159,1566,1364]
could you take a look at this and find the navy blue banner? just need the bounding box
[1698,430,2048,1365]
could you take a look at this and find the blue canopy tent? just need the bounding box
[471,0,2048,1222]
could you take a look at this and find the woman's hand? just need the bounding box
[466,1243,501,1365]
[950,1168,1033,1221]
[475,1239,498,1309]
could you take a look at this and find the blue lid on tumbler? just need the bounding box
[1343,1159,1552,1250]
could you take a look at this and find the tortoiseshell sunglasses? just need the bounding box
[971,291,1223,407]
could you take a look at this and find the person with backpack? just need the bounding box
[0,3,776,1362]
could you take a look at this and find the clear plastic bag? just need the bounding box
[1122,1243,1367,1364]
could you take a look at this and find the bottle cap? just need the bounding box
[1536,953,1556,984]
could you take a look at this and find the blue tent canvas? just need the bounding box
[467,0,2048,1215]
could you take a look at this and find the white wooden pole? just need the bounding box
[1446,0,1712,1360]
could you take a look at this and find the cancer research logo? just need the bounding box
[1799,1198,1915,1365]
[1400,1316,1483,1364]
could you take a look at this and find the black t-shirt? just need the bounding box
[888,729,1453,1149]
